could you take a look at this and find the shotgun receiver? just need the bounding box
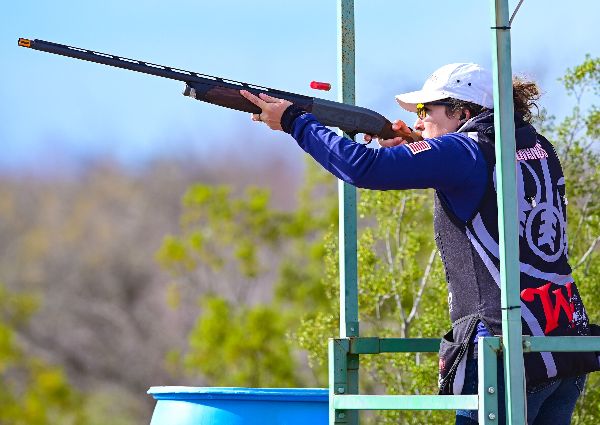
[18,38,421,141]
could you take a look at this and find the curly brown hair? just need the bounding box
[442,77,541,123]
[511,76,541,122]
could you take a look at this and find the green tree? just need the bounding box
[297,188,452,424]
[549,55,600,424]
[183,296,296,387]
[0,284,87,425]
[157,160,338,387]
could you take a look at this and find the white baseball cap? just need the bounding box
[395,63,494,112]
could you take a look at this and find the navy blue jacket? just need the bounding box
[290,113,487,222]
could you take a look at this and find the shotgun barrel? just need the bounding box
[18,38,421,141]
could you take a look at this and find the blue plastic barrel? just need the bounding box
[147,387,328,425]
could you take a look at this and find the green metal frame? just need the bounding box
[328,336,600,424]
[330,1,600,424]
[328,337,499,423]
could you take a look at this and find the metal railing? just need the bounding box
[328,336,600,424]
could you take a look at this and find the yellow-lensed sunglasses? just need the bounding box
[416,101,452,120]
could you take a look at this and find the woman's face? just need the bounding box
[414,104,463,139]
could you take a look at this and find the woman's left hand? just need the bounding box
[363,119,411,147]
[240,90,292,131]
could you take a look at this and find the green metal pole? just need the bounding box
[490,1,527,424]
[337,2,359,424]
[337,0,359,340]
[478,337,500,424]
[329,339,350,424]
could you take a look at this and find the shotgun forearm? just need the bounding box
[18,37,421,142]
[183,83,420,141]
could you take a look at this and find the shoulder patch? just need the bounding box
[407,140,432,155]
[516,143,548,161]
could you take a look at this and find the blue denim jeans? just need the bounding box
[455,357,586,425]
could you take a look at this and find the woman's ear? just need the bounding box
[459,109,471,121]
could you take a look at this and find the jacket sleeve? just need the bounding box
[291,113,486,193]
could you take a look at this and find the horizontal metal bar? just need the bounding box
[341,335,600,354]
[349,338,440,354]
[332,395,478,410]
[523,336,600,353]
[379,338,440,353]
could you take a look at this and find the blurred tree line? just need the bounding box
[0,57,597,424]
[0,155,300,424]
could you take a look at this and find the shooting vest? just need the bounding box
[435,111,600,395]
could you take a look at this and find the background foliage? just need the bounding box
[550,55,600,424]
[0,284,87,425]
[0,58,596,424]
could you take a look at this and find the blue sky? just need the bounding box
[2,0,599,172]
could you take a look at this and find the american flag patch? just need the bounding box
[407,140,432,155]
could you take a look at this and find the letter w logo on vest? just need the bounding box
[521,282,574,334]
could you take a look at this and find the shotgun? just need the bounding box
[18,38,421,142]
